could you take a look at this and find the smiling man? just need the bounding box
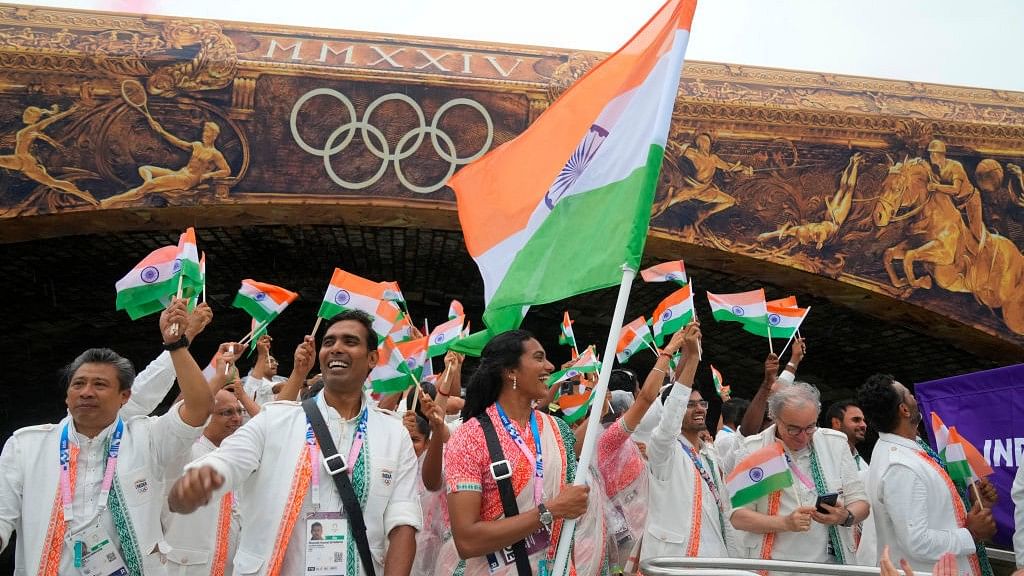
[641,322,736,561]
[730,382,869,575]
[0,299,212,576]
[167,310,422,576]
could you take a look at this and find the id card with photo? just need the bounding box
[305,512,348,575]
[72,522,128,576]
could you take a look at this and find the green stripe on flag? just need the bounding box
[729,470,793,508]
[484,145,664,331]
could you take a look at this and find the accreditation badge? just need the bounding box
[305,512,348,575]
[71,522,128,576]
[485,528,550,574]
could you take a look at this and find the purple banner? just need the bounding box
[916,363,1024,548]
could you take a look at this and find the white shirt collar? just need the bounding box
[315,390,368,423]
[877,431,924,451]
[66,414,119,445]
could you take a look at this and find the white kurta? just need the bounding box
[731,425,865,576]
[1013,462,1024,568]
[0,408,203,576]
[163,435,240,575]
[642,382,734,561]
[186,393,422,576]
[864,432,977,574]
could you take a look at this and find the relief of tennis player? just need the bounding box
[102,81,231,207]
[0,104,99,206]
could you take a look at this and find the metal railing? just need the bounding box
[640,557,932,576]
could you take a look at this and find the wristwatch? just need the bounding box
[537,503,554,533]
[840,510,855,527]
[162,334,190,351]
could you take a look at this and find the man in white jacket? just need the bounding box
[0,299,212,576]
[163,387,246,575]
[857,374,996,575]
[642,322,736,561]
[730,381,868,575]
[168,310,421,576]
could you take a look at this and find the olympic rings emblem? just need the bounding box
[290,89,494,194]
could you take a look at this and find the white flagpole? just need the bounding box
[551,265,636,576]
[778,306,811,359]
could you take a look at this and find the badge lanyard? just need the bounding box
[307,406,367,509]
[784,451,816,492]
[680,441,724,511]
[495,403,544,505]
[59,418,124,524]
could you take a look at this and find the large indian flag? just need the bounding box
[115,244,180,319]
[232,279,299,323]
[450,0,698,353]
[651,283,694,345]
[726,442,793,508]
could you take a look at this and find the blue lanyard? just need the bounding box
[495,403,544,505]
[60,418,124,523]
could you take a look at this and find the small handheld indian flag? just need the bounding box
[380,281,407,310]
[547,346,600,387]
[428,315,464,357]
[708,289,768,328]
[558,311,577,350]
[768,295,798,308]
[616,316,655,363]
[448,299,464,321]
[930,413,993,479]
[232,279,299,324]
[317,268,400,337]
[651,283,695,345]
[641,260,687,285]
[710,364,730,399]
[726,442,793,508]
[388,315,415,344]
[396,337,428,381]
[558,389,593,424]
[369,336,417,394]
[176,227,203,291]
[744,302,808,340]
[115,244,180,319]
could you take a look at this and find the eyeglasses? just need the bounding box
[777,418,817,437]
[215,408,246,418]
[686,400,709,409]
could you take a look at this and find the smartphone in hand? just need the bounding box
[815,492,839,514]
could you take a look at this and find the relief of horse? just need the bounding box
[873,157,1024,334]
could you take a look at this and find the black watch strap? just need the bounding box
[162,335,190,351]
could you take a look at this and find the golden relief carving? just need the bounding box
[0,18,237,96]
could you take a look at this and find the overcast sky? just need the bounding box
[19,0,1024,92]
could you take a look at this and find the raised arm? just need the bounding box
[148,115,191,151]
[161,299,213,427]
[648,323,700,476]
[740,353,780,436]
[274,335,316,401]
[621,329,684,432]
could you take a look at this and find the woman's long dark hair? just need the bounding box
[461,330,533,421]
